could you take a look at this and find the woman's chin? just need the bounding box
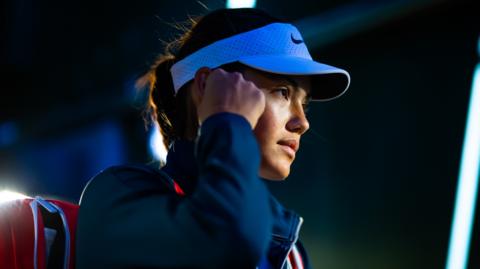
[259,165,290,181]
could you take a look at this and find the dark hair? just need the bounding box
[139,8,285,148]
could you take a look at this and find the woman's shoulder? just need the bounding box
[79,163,175,204]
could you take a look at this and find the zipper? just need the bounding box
[279,216,303,269]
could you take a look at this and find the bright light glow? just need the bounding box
[0,190,30,203]
[149,122,168,163]
[445,63,480,269]
[226,0,257,9]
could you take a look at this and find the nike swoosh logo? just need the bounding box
[291,33,304,44]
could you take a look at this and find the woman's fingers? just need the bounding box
[197,68,265,128]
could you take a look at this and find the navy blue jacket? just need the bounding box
[75,113,311,269]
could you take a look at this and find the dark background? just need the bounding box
[1,0,478,268]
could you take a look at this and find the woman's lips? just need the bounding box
[277,140,298,158]
[279,144,296,158]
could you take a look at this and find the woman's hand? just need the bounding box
[194,67,265,129]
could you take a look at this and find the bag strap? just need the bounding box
[31,197,78,269]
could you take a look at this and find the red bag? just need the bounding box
[0,196,79,269]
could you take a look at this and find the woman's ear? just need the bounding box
[192,67,211,105]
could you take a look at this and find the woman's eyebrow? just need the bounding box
[279,76,311,100]
[277,75,299,89]
[257,69,299,88]
[270,74,311,102]
[262,72,312,100]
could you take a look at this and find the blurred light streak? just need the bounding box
[0,190,29,203]
[445,60,480,268]
[294,0,446,50]
[226,0,256,9]
[149,122,168,163]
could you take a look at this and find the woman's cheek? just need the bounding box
[252,100,294,180]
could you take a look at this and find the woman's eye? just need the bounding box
[274,87,290,100]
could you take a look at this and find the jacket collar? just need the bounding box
[269,194,303,244]
[267,194,303,268]
[161,140,198,195]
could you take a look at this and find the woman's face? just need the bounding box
[242,68,311,180]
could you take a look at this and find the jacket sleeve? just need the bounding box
[75,113,272,269]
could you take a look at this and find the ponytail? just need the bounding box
[138,54,177,149]
[151,56,177,148]
[140,53,198,149]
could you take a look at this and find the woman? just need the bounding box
[75,8,350,269]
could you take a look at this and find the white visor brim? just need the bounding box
[170,23,350,101]
[239,55,350,101]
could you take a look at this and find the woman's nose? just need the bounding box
[286,108,310,135]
